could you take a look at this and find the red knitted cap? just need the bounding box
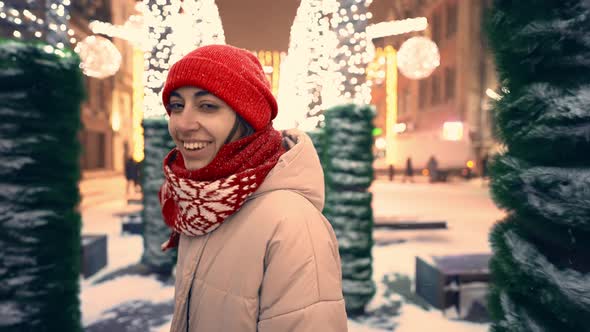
[162,44,277,131]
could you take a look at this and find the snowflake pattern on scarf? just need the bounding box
[161,165,261,237]
[158,125,286,251]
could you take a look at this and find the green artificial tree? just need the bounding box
[322,103,376,315]
[306,128,325,160]
[0,39,84,331]
[140,118,177,273]
[486,1,590,331]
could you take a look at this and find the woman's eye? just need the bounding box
[200,103,219,111]
[167,103,184,112]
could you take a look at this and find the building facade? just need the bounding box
[369,0,497,175]
[70,0,137,176]
[0,0,139,206]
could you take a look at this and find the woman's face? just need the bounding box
[167,86,243,170]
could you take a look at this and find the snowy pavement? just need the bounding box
[80,178,503,331]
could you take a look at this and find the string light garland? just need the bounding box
[88,8,150,50]
[254,50,284,97]
[323,0,375,108]
[276,0,336,130]
[132,48,146,162]
[278,0,376,130]
[140,0,226,119]
[366,47,386,85]
[0,0,72,48]
[366,17,428,39]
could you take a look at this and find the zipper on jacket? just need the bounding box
[186,286,192,332]
[184,233,211,332]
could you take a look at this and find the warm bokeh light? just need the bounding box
[141,0,226,119]
[132,48,145,162]
[397,36,440,80]
[75,35,122,78]
[442,121,464,141]
[384,45,397,165]
[366,17,428,39]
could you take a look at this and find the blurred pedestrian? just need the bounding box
[389,164,395,182]
[427,155,439,183]
[124,146,139,194]
[481,153,489,179]
[403,157,414,183]
[158,44,347,331]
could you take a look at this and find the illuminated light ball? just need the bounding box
[75,35,122,78]
[397,36,440,80]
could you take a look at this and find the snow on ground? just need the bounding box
[80,179,503,331]
[80,199,175,327]
[394,305,488,332]
[348,320,388,332]
[81,275,174,325]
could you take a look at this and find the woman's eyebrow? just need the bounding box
[170,91,182,99]
[194,90,211,98]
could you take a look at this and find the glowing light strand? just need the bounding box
[276,0,336,130]
[141,0,226,119]
[323,0,375,107]
[366,17,428,39]
[0,0,71,47]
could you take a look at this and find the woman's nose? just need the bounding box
[177,107,202,130]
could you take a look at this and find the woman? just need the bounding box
[158,44,348,331]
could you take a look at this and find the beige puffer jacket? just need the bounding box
[169,129,348,332]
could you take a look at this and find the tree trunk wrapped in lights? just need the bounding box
[322,0,374,108]
[322,103,376,315]
[139,0,177,275]
[277,0,336,129]
[486,1,590,331]
[0,39,84,332]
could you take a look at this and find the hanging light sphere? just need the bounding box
[75,35,121,78]
[397,36,440,80]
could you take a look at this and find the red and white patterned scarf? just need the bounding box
[159,125,285,251]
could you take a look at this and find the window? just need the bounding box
[431,74,441,105]
[446,3,458,38]
[98,80,106,112]
[80,130,106,170]
[419,79,428,109]
[83,77,92,108]
[399,89,409,115]
[445,67,456,100]
[97,78,112,113]
[432,12,442,44]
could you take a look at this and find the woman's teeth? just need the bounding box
[184,142,210,150]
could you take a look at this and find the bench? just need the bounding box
[81,234,108,278]
[415,253,491,320]
[121,213,143,235]
[374,216,447,230]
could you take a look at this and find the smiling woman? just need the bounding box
[166,87,246,170]
[157,44,348,332]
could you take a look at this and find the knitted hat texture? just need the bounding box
[162,44,277,131]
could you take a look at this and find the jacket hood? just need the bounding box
[248,129,325,211]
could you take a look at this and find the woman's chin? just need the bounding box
[179,144,215,170]
[182,153,212,170]
[184,159,209,170]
